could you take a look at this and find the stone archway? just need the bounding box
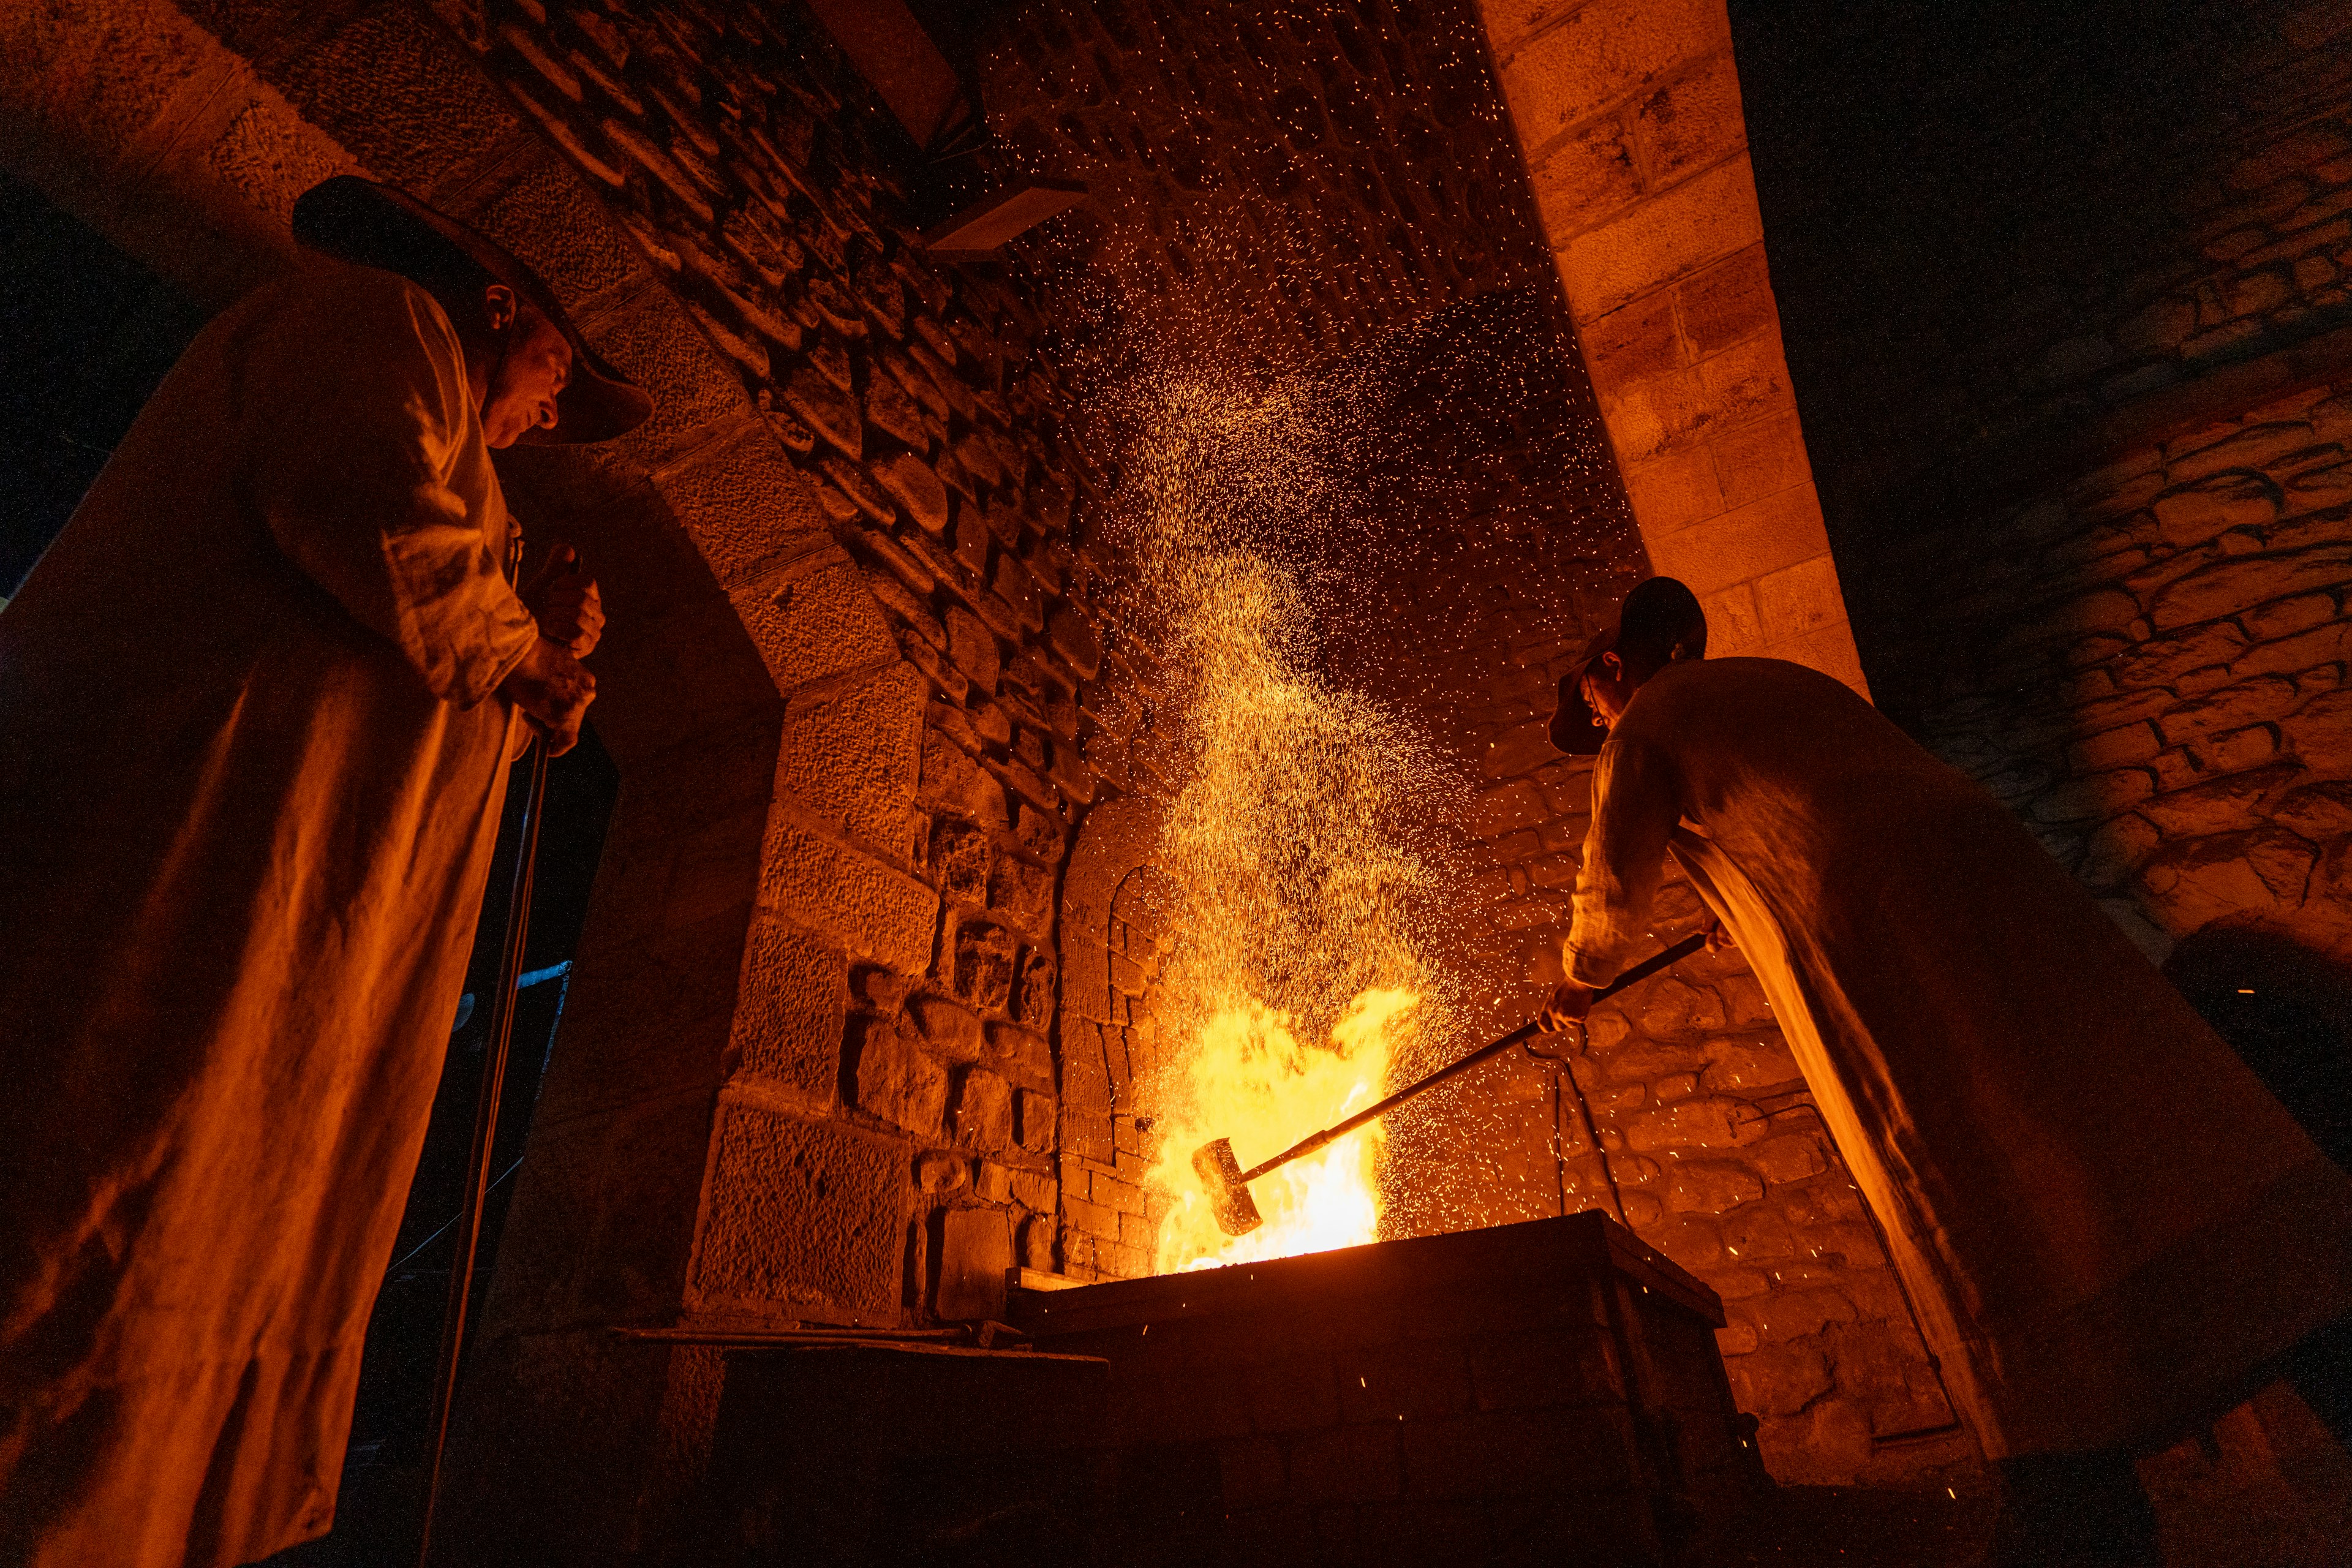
[4,1,1108,1554]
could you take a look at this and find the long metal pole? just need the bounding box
[416,729,549,1565]
[1237,932,1708,1185]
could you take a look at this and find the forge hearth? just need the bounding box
[1009,1212,1763,1567]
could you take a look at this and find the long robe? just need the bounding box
[1566,656,2352,1458]
[0,262,536,1566]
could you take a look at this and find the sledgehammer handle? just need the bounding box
[1236,932,1709,1185]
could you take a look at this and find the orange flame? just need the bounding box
[1148,987,1419,1272]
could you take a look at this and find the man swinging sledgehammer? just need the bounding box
[1539,577,2352,1566]
[0,176,650,1567]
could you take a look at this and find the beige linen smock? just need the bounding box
[1567,655,2352,1457]
[0,262,534,1566]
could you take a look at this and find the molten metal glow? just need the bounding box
[1148,989,1419,1272]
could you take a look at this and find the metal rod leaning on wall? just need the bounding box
[417,730,549,1565]
[418,530,559,1564]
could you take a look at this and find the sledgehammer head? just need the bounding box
[1193,1137,1264,1237]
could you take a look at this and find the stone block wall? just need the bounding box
[1740,0,2352,582]
[1736,1,2352,971]
[404,0,1129,1357]
[974,0,1556,369]
[1877,383,2352,968]
[3,0,1152,1552]
[1473,0,1869,690]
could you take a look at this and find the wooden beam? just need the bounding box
[922,180,1088,256]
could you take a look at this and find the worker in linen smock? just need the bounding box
[1539,576,2352,1566]
[0,176,649,1568]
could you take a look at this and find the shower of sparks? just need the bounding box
[971,2,1657,1270]
[1103,352,1478,1273]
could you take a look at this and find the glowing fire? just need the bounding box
[1148,989,1419,1272]
[1108,364,1462,1280]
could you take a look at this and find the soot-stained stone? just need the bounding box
[1048,605,1102,679]
[949,918,1020,1014]
[1017,1090,1055,1153]
[907,993,984,1061]
[982,498,1027,549]
[934,446,980,507]
[783,363,861,459]
[954,1068,1014,1153]
[763,406,817,456]
[695,1102,900,1317]
[1014,802,1065,862]
[951,501,993,579]
[807,333,854,393]
[930,818,991,905]
[916,1149,970,1193]
[989,854,1055,935]
[1666,1159,1766,1216]
[854,254,907,337]
[875,451,951,535]
[909,341,979,422]
[818,454,893,524]
[880,347,949,420]
[1014,948,1056,1028]
[851,1014,948,1136]
[922,731,1011,827]
[986,1021,1053,1088]
[864,371,930,450]
[807,274,867,337]
[992,554,1045,632]
[944,606,1001,693]
[1020,1214,1056,1270]
[954,430,1007,489]
[1751,1133,1831,1184]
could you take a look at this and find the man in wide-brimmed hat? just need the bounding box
[0,176,650,1567]
[1539,577,2352,1565]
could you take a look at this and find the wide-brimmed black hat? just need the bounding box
[1548,577,1709,755]
[290,175,652,445]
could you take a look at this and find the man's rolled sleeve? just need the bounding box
[245,267,538,707]
[1564,733,1680,987]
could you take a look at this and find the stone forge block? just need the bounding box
[684,1342,1111,1563]
[1009,1213,1762,1564]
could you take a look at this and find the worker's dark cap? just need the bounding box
[291,175,652,445]
[1548,577,1709,755]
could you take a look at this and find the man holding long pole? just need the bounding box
[0,176,649,1567]
[1541,577,2352,1566]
